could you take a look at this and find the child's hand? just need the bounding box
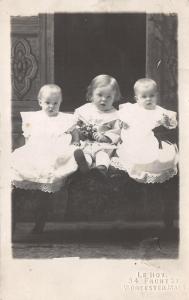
[120,121,129,129]
[161,114,171,127]
[93,132,111,143]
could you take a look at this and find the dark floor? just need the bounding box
[12,170,179,259]
[12,222,179,259]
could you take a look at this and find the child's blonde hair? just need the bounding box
[86,74,122,103]
[38,84,62,102]
[134,78,158,95]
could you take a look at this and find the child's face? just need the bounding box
[39,92,61,116]
[135,86,158,110]
[92,85,115,111]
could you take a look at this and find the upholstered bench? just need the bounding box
[12,126,178,233]
[12,166,178,231]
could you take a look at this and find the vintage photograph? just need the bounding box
[11,13,179,259]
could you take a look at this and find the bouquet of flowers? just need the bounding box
[77,119,97,141]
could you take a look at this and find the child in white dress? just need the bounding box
[112,78,178,183]
[73,74,121,175]
[12,84,78,232]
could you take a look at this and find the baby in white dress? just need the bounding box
[12,84,78,232]
[73,74,121,175]
[12,84,78,192]
[112,78,178,183]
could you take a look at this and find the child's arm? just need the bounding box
[93,120,121,144]
[70,127,81,146]
[154,109,178,145]
[20,112,33,143]
[104,120,121,144]
[65,124,81,146]
[93,132,112,143]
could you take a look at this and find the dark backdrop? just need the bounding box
[54,13,146,112]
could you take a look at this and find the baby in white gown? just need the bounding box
[12,84,78,193]
[112,78,178,183]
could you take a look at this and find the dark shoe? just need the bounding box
[92,165,108,177]
[74,149,89,174]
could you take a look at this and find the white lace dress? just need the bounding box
[12,111,78,192]
[111,103,178,183]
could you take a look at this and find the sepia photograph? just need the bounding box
[11,12,179,259]
[2,1,189,299]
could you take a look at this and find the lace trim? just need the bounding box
[111,157,178,183]
[136,168,177,184]
[12,179,66,193]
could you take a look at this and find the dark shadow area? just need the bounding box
[54,13,146,111]
[12,224,179,259]
[12,169,179,259]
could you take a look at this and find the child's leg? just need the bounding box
[74,149,92,173]
[92,150,111,176]
[84,153,93,167]
[95,150,110,170]
[32,191,52,233]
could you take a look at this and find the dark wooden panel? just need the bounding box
[11,14,54,148]
[11,16,40,101]
[11,16,40,34]
[39,14,54,85]
[146,14,178,111]
[12,100,40,114]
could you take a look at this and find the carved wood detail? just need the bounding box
[12,38,38,98]
[11,15,55,147]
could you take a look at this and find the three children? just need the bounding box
[11,76,178,232]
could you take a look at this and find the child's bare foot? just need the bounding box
[74,149,89,174]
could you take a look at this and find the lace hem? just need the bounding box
[111,157,178,183]
[12,179,66,193]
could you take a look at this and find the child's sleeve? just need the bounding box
[73,106,87,126]
[20,112,33,140]
[73,108,80,125]
[118,103,131,129]
[64,109,83,136]
[103,120,121,144]
[63,113,78,133]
